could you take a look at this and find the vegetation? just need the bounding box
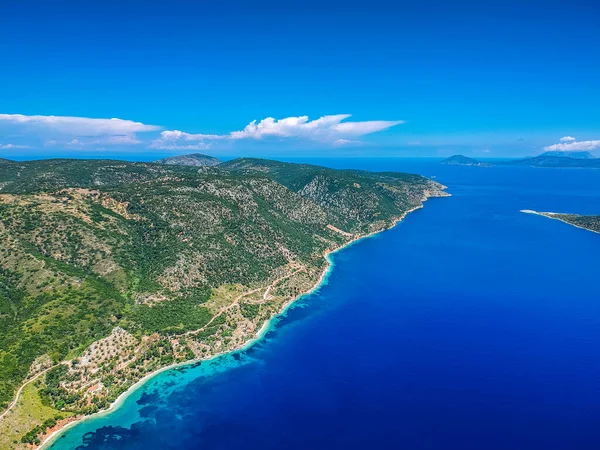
[0,381,72,450]
[239,302,261,320]
[132,296,213,334]
[532,212,600,233]
[154,153,222,167]
[0,156,447,448]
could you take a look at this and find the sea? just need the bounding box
[47,159,600,450]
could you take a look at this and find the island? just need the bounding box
[521,210,600,234]
[441,155,492,167]
[0,156,449,449]
[441,152,600,168]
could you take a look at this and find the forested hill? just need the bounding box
[154,153,221,167]
[220,158,444,233]
[0,156,447,448]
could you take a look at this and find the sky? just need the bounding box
[1,0,599,160]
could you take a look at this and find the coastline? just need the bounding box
[520,209,600,235]
[38,194,443,449]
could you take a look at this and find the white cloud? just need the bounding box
[4,112,404,151]
[331,120,404,136]
[0,143,31,149]
[229,114,404,142]
[157,130,223,141]
[544,138,600,151]
[0,113,160,149]
[152,114,403,149]
[559,136,576,143]
[0,114,160,135]
[149,130,222,150]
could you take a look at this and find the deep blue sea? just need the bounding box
[49,159,600,450]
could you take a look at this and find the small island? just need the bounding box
[440,155,492,167]
[521,210,600,234]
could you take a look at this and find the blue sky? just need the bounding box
[1,0,599,159]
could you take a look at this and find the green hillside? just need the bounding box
[0,157,447,447]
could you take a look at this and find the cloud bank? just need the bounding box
[0,113,161,149]
[544,136,600,151]
[150,114,403,149]
[149,130,224,150]
[229,115,403,140]
[0,114,160,135]
[0,112,404,151]
[559,136,576,143]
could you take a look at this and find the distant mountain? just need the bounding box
[440,154,600,169]
[154,153,221,167]
[440,155,492,166]
[505,155,600,168]
[540,151,594,159]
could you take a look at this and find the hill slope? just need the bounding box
[0,157,447,447]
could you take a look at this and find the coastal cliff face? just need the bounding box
[0,157,447,448]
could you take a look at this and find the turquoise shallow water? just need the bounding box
[49,160,600,450]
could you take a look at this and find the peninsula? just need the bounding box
[0,156,448,449]
[521,210,600,234]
